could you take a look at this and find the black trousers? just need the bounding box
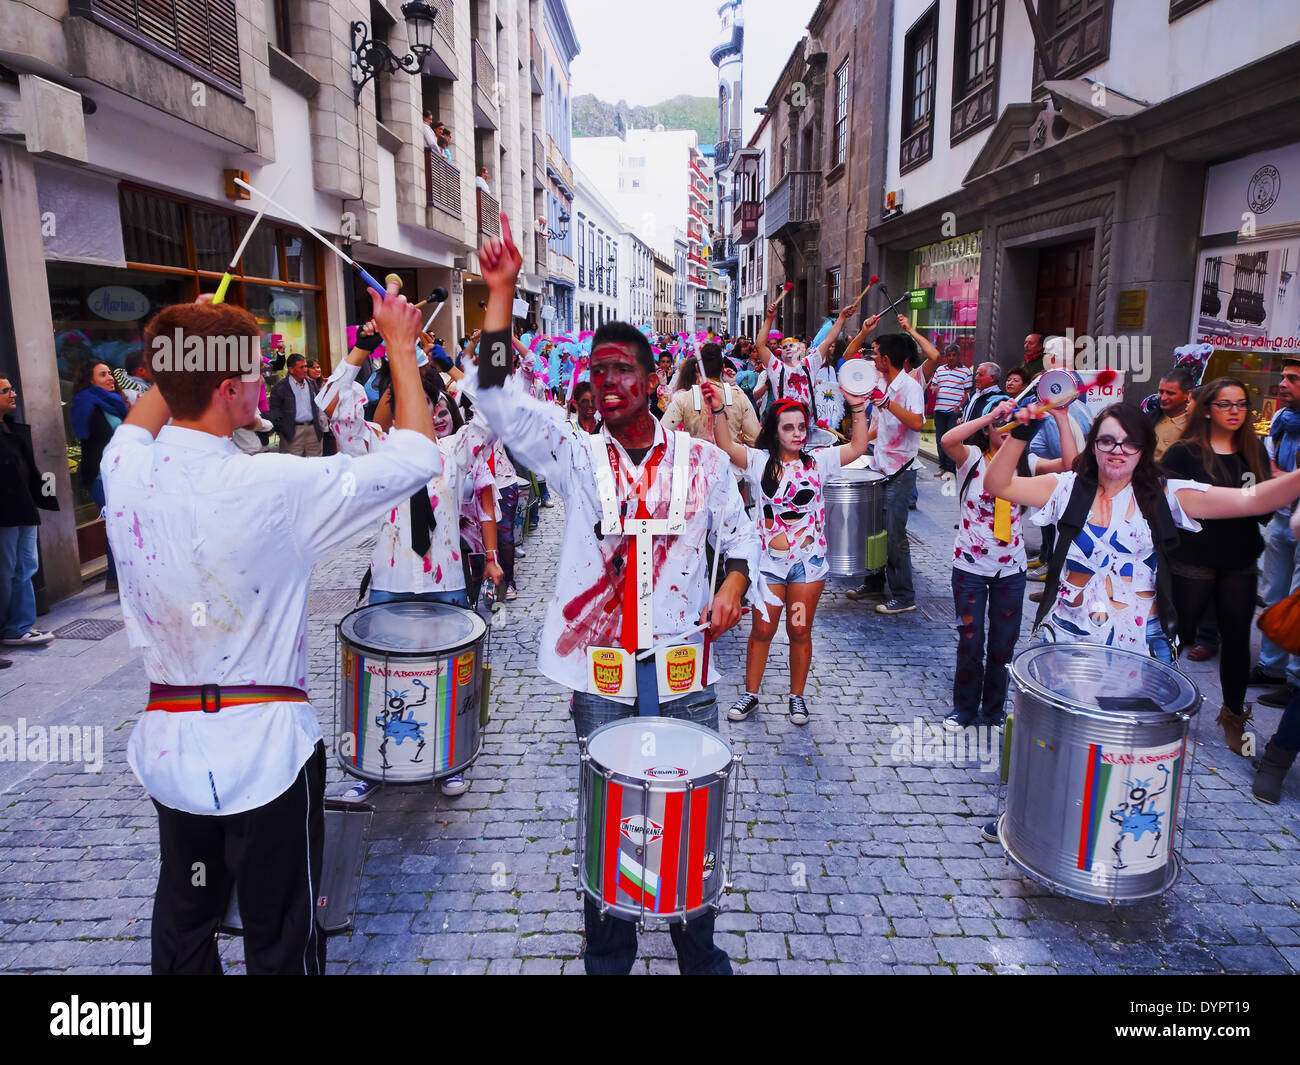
[151,742,327,975]
[1171,563,1258,715]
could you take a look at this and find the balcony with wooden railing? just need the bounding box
[533,132,546,188]
[426,148,462,219]
[471,39,498,129]
[549,250,576,285]
[477,188,500,238]
[547,136,573,194]
[733,199,762,244]
[535,232,548,274]
[765,171,821,240]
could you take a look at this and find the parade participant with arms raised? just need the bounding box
[470,213,763,975]
[709,386,869,726]
[104,288,438,974]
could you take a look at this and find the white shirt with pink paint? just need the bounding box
[103,421,438,816]
[868,371,924,476]
[741,445,842,582]
[319,361,493,593]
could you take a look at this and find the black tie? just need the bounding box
[409,489,436,557]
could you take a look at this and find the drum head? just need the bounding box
[587,718,731,781]
[827,467,885,484]
[839,359,878,397]
[1011,643,1200,722]
[1036,369,1082,404]
[340,601,487,656]
[806,427,837,449]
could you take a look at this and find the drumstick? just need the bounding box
[995,369,1117,434]
[423,300,448,335]
[847,275,880,312]
[771,281,795,309]
[878,285,913,318]
[233,176,386,296]
[213,169,290,303]
[413,286,449,312]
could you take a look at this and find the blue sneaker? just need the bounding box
[440,774,469,797]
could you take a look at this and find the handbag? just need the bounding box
[1258,588,1300,654]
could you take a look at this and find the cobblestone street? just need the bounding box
[2,455,1298,975]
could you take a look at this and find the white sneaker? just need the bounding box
[440,774,469,797]
[0,630,53,647]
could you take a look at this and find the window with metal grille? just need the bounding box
[833,60,849,167]
[827,268,841,315]
[577,218,585,287]
[85,0,242,93]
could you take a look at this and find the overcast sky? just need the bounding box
[565,0,819,139]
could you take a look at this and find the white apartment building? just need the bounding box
[620,229,655,328]
[572,163,621,330]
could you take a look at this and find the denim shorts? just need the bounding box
[570,686,718,742]
[759,554,826,587]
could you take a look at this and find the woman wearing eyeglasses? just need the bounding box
[1160,379,1271,755]
[984,402,1300,660]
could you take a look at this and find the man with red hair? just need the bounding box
[102,291,437,974]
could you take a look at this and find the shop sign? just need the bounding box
[1202,143,1300,235]
[87,286,150,322]
[912,232,981,287]
[1116,290,1147,329]
[269,297,302,321]
[910,288,931,310]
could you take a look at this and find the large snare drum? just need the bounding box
[1000,643,1201,904]
[575,718,741,923]
[824,467,888,577]
[336,601,486,783]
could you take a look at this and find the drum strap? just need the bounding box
[691,384,732,411]
[146,683,309,713]
[1031,476,1181,655]
[778,362,819,423]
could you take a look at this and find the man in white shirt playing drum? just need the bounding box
[470,213,764,975]
[102,289,437,974]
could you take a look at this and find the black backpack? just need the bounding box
[1031,475,1181,656]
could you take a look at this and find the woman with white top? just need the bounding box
[707,384,870,726]
[980,400,1300,837]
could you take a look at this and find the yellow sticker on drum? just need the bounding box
[588,647,635,698]
[455,651,474,686]
[657,644,704,696]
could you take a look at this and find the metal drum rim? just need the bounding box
[337,601,488,659]
[996,815,1182,905]
[582,762,735,792]
[1008,642,1201,724]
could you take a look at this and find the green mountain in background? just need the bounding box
[572,94,717,145]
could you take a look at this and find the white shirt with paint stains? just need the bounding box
[472,375,765,703]
[319,361,493,592]
[868,371,924,477]
[103,422,439,815]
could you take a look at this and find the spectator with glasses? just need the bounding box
[1161,378,1271,755]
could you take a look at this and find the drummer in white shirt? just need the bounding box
[469,213,765,975]
[103,289,437,975]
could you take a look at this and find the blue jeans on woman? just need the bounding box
[1273,686,1300,754]
[951,567,1027,725]
[571,685,732,976]
[0,525,39,639]
[91,476,116,583]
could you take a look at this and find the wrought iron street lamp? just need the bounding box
[351,1,438,105]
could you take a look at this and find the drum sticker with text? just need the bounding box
[662,646,698,694]
[590,648,630,696]
[702,852,716,880]
[1077,739,1183,878]
[645,766,688,779]
[620,815,664,846]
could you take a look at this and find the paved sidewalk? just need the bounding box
[1,457,1297,974]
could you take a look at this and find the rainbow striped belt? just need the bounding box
[145,683,310,713]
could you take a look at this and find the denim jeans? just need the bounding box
[0,525,38,639]
[368,587,470,609]
[951,567,1026,724]
[571,686,732,976]
[882,467,917,605]
[497,484,519,590]
[1257,514,1300,685]
[91,476,116,583]
[1272,685,1300,753]
[933,410,959,472]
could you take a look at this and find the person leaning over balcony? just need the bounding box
[421,110,439,150]
[476,167,491,194]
